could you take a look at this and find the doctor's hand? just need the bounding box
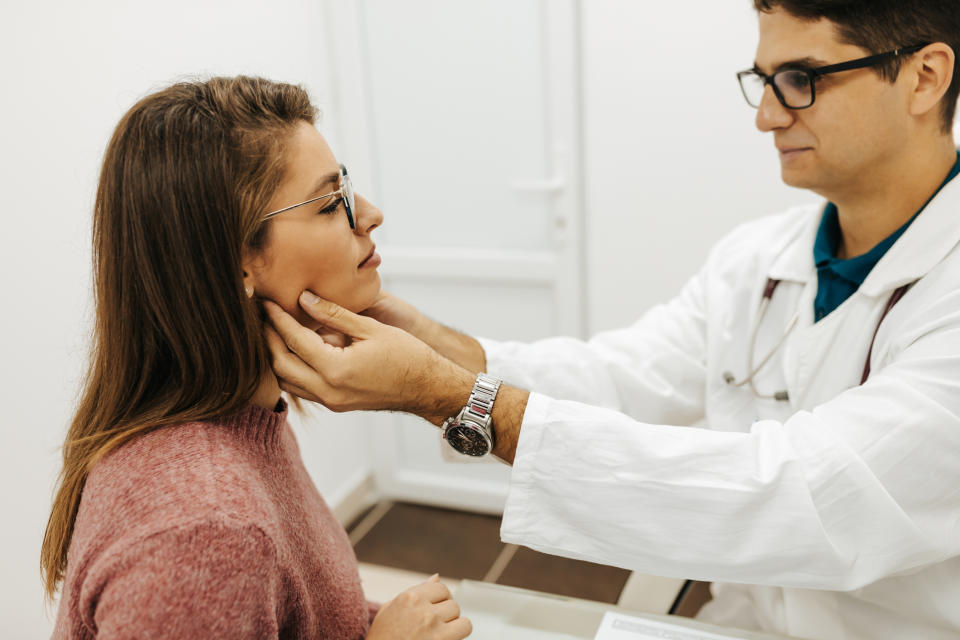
[311,291,422,350]
[263,292,474,423]
[360,290,427,335]
[367,575,472,640]
[360,291,487,374]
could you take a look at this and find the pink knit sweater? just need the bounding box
[52,401,378,639]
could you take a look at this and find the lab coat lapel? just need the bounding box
[860,176,960,296]
[766,203,821,286]
[774,178,960,409]
[761,206,820,409]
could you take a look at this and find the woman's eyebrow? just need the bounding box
[305,170,340,198]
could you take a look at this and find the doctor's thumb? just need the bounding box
[299,290,369,337]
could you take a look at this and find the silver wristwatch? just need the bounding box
[442,373,501,457]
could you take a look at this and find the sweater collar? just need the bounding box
[212,398,289,449]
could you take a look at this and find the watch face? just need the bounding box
[446,424,491,457]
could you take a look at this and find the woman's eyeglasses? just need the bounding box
[263,163,355,229]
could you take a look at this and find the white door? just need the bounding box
[322,0,584,514]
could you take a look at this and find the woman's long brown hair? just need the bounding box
[41,76,317,598]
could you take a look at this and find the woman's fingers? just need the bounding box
[412,578,453,604]
[444,615,472,639]
[432,598,461,623]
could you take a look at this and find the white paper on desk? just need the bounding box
[594,611,746,640]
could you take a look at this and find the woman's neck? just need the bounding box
[251,371,283,411]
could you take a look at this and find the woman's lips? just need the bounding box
[358,247,380,269]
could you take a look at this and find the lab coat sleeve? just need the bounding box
[501,291,960,591]
[478,265,709,426]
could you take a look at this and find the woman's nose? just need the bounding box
[353,194,384,234]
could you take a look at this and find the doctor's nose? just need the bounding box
[755,85,796,132]
[353,194,384,235]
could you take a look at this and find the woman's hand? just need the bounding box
[366,575,472,640]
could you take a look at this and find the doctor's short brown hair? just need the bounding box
[754,0,960,132]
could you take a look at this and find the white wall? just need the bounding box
[0,2,370,637]
[582,1,815,333]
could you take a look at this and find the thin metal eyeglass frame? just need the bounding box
[262,163,355,229]
[736,43,929,110]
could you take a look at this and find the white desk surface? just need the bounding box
[455,580,798,640]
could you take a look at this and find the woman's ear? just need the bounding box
[241,252,261,299]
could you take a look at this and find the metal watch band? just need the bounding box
[463,373,501,428]
[442,373,502,456]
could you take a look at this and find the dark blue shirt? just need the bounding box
[813,152,960,322]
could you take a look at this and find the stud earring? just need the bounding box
[245,286,253,298]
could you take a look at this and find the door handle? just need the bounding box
[511,175,564,194]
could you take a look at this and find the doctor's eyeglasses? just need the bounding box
[736,43,928,110]
[263,163,355,229]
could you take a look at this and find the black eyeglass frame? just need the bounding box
[737,43,929,110]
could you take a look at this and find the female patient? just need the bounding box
[41,76,471,640]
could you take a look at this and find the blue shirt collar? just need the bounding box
[814,151,960,280]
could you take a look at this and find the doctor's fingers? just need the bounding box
[276,378,322,404]
[264,325,335,393]
[298,290,380,339]
[264,324,381,412]
[315,326,351,348]
[263,300,336,358]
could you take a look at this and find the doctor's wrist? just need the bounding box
[411,357,476,428]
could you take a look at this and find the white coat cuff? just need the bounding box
[500,391,552,549]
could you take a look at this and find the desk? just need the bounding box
[455,580,797,640]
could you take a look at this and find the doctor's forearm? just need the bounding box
[413,315,487,374]
[489,385,528,464]
[415,358,528,465]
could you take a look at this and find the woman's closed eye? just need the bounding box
[317,197,342,215]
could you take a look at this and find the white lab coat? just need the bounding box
[481,179,960,640]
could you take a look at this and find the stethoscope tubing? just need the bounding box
[724,278,913,402]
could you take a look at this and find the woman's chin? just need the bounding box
[341,282,382,315]
[301,288,382,327]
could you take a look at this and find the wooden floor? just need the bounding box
[348,501,712,615]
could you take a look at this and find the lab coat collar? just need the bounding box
[766,175,960,296]
[766,203,822,285]
[860,175,960,296]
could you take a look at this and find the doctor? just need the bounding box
[264,1,960,638]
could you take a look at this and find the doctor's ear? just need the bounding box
[908,43,955,123]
